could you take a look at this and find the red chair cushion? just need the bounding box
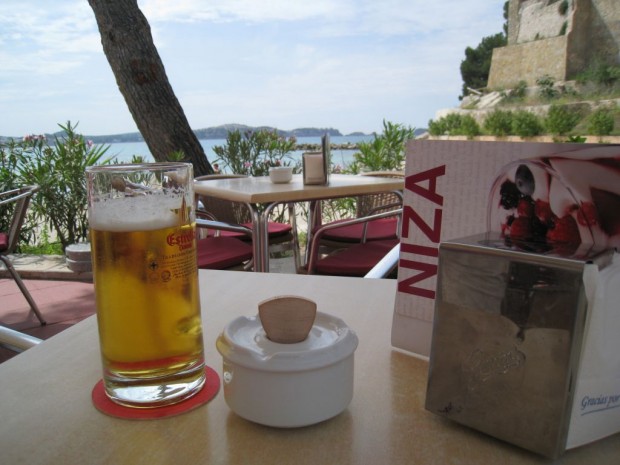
[206,222,292,240]
[0,232,8,251]
[196,236,253,269]
[315,239,399,277]
[318,217,398,243]
[243,221,292,237]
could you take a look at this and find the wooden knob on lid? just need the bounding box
[258,296,317,344]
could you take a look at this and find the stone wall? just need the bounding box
[514,0,573,43]
[488,35,569,88]
[489,0,620,90]
[586,0,620,66]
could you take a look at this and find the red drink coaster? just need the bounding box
[92,365,220,420]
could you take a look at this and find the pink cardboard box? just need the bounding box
[392,139,620,358]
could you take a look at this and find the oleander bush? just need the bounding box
[1,122,111,252]
[322,120,414,224]
[347,120,415,173]
[212,129,297,176]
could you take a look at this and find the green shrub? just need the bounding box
[544,104,581,135]
[511,110,544,137]
[459,115,482,138]
[512,80,528,100]
[349,120,415,173]
[212,129,296,176]
[558,0,569,15]
[537,75,559,100]
[428,113,480,138]
[428,113,464,136]
[427,119,441,136]
[8,122,111,251]
[587,108,615,135]
[324,120,414,222]
[484,109,513,136]
[578,62,620,87]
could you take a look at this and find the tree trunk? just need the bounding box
[88,0,213,176]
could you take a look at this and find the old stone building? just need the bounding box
[488,0,620,89]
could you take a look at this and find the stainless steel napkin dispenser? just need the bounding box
[425,233,613,458]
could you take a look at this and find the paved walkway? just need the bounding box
[0,254,93,281]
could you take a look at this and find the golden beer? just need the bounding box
[87,163,205,408]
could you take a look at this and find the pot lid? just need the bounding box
[216,311,358,372]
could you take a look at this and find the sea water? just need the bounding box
[105,135,373,171]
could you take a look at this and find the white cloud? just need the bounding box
[140,0,350,23]
[0,1,100,76]
[1,0,507,136]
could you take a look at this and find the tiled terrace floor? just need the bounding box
[0,253,298,364]
[0,278,96,363]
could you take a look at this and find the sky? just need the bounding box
[1,0,506,138]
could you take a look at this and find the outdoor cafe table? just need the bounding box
[194,174,404,272]
[1,270,619,465]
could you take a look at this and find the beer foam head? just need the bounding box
[89,193,188,231]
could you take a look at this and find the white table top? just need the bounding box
[0,271,618,464]
[194,174,404,204]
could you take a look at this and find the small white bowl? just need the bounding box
[216,311,358,427]
[269,166,293,184]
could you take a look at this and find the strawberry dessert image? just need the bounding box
[488,153,620,256]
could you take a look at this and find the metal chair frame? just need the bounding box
[312,171,404,255]
[0,325,42,353]
[364,243,400,279]
[305,208,402,276]
[0,185,46,325]
[195,215,255,271]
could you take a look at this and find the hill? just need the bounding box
[0,125,348,144]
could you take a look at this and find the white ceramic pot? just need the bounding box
[268,166,293,183]
[216,311,358,427]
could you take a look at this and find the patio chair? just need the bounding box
[364,243,400,279]
[0,324,42,353]
[304,208,402,277]
[0,185,46,325]
[313,171,404,254]
[195,174,300,269]
[195,216,254,270]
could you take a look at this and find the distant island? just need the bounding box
[0,124,361,144]
[1,124,427,146]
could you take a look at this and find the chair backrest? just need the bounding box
[194,174,252,224]
[306,208,402,275]
[0,185,39,254]
[356,171,404,217]
[364,243,400,278]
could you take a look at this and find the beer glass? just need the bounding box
[86,163,205,408]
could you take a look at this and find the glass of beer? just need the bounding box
[86,162,205,408]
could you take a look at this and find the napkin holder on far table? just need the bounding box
[303,134,330,185]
